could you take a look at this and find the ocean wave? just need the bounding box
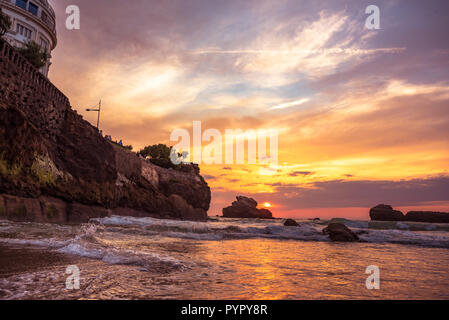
[358,229,449,248]
[1,217,449,253]
[94,216,329,242]
[56,242,188,270]
[92,216,213,233]
[0,221,189,270]
[92,216,449,248]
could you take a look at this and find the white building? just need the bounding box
[0,0,57,76]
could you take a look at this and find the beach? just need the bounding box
[1,217,449,300]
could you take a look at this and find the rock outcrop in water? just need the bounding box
[322,223,359,242]
[222,196,273,219]
[370,204,449,223]
[369,204,405,221]
[0,40,210,223]
[405,211,449,223]
[284,219,299,227]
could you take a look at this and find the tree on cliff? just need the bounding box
[15,41,48,69]
[139,144,173,168]
[0,8,11,37]
[139,144,190,169]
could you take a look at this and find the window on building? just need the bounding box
[40,37,49,52]
[16,23,33,39]
[15,0,27,10]
[28,2,39,16]
[41,11,48,23]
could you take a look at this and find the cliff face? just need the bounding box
[0,40,210,223]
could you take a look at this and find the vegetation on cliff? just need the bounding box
[138,144,188,170]
[0,10,46,70]
[15,41,48,69]
[0,153,22,178]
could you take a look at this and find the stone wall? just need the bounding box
[0,39,69,139]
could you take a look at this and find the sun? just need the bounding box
[262,202,272,208]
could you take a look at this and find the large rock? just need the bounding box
[323,223,359,242]
[258,209,273,219]
[369,204,405,221]
[222,196,273,219]
[405,211,449,223]
[236,196,258,208]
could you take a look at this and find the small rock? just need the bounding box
[284,219,299,227]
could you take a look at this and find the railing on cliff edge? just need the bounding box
[0,38,69,106]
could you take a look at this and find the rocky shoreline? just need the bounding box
[370,204,449,223]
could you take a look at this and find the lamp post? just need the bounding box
[86,99,101,130]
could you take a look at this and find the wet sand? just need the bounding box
[0,244,187,300]
[0,244,81,277]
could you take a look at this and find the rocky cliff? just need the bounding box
[0,39,210,223]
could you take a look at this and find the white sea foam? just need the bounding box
[1,216,449,253]
[56,241,189,270]
[93,216,212,233]
[89,215,449,247]
[0,237,69,248]
[358,229,449,248]
[396,222,410,230]
[57,242,105,259]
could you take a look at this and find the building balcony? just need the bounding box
[0,0,56,35]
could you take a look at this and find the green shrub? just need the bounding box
[0,154,22,177]
[139,144,187,170]
[0,158,7,176]
[31,163,56,186]
[15,41,48,69]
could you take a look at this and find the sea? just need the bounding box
[0,216,448,299]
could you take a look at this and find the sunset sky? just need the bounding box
[48,0,449,219]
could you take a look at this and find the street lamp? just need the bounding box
[86,99,101,130]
